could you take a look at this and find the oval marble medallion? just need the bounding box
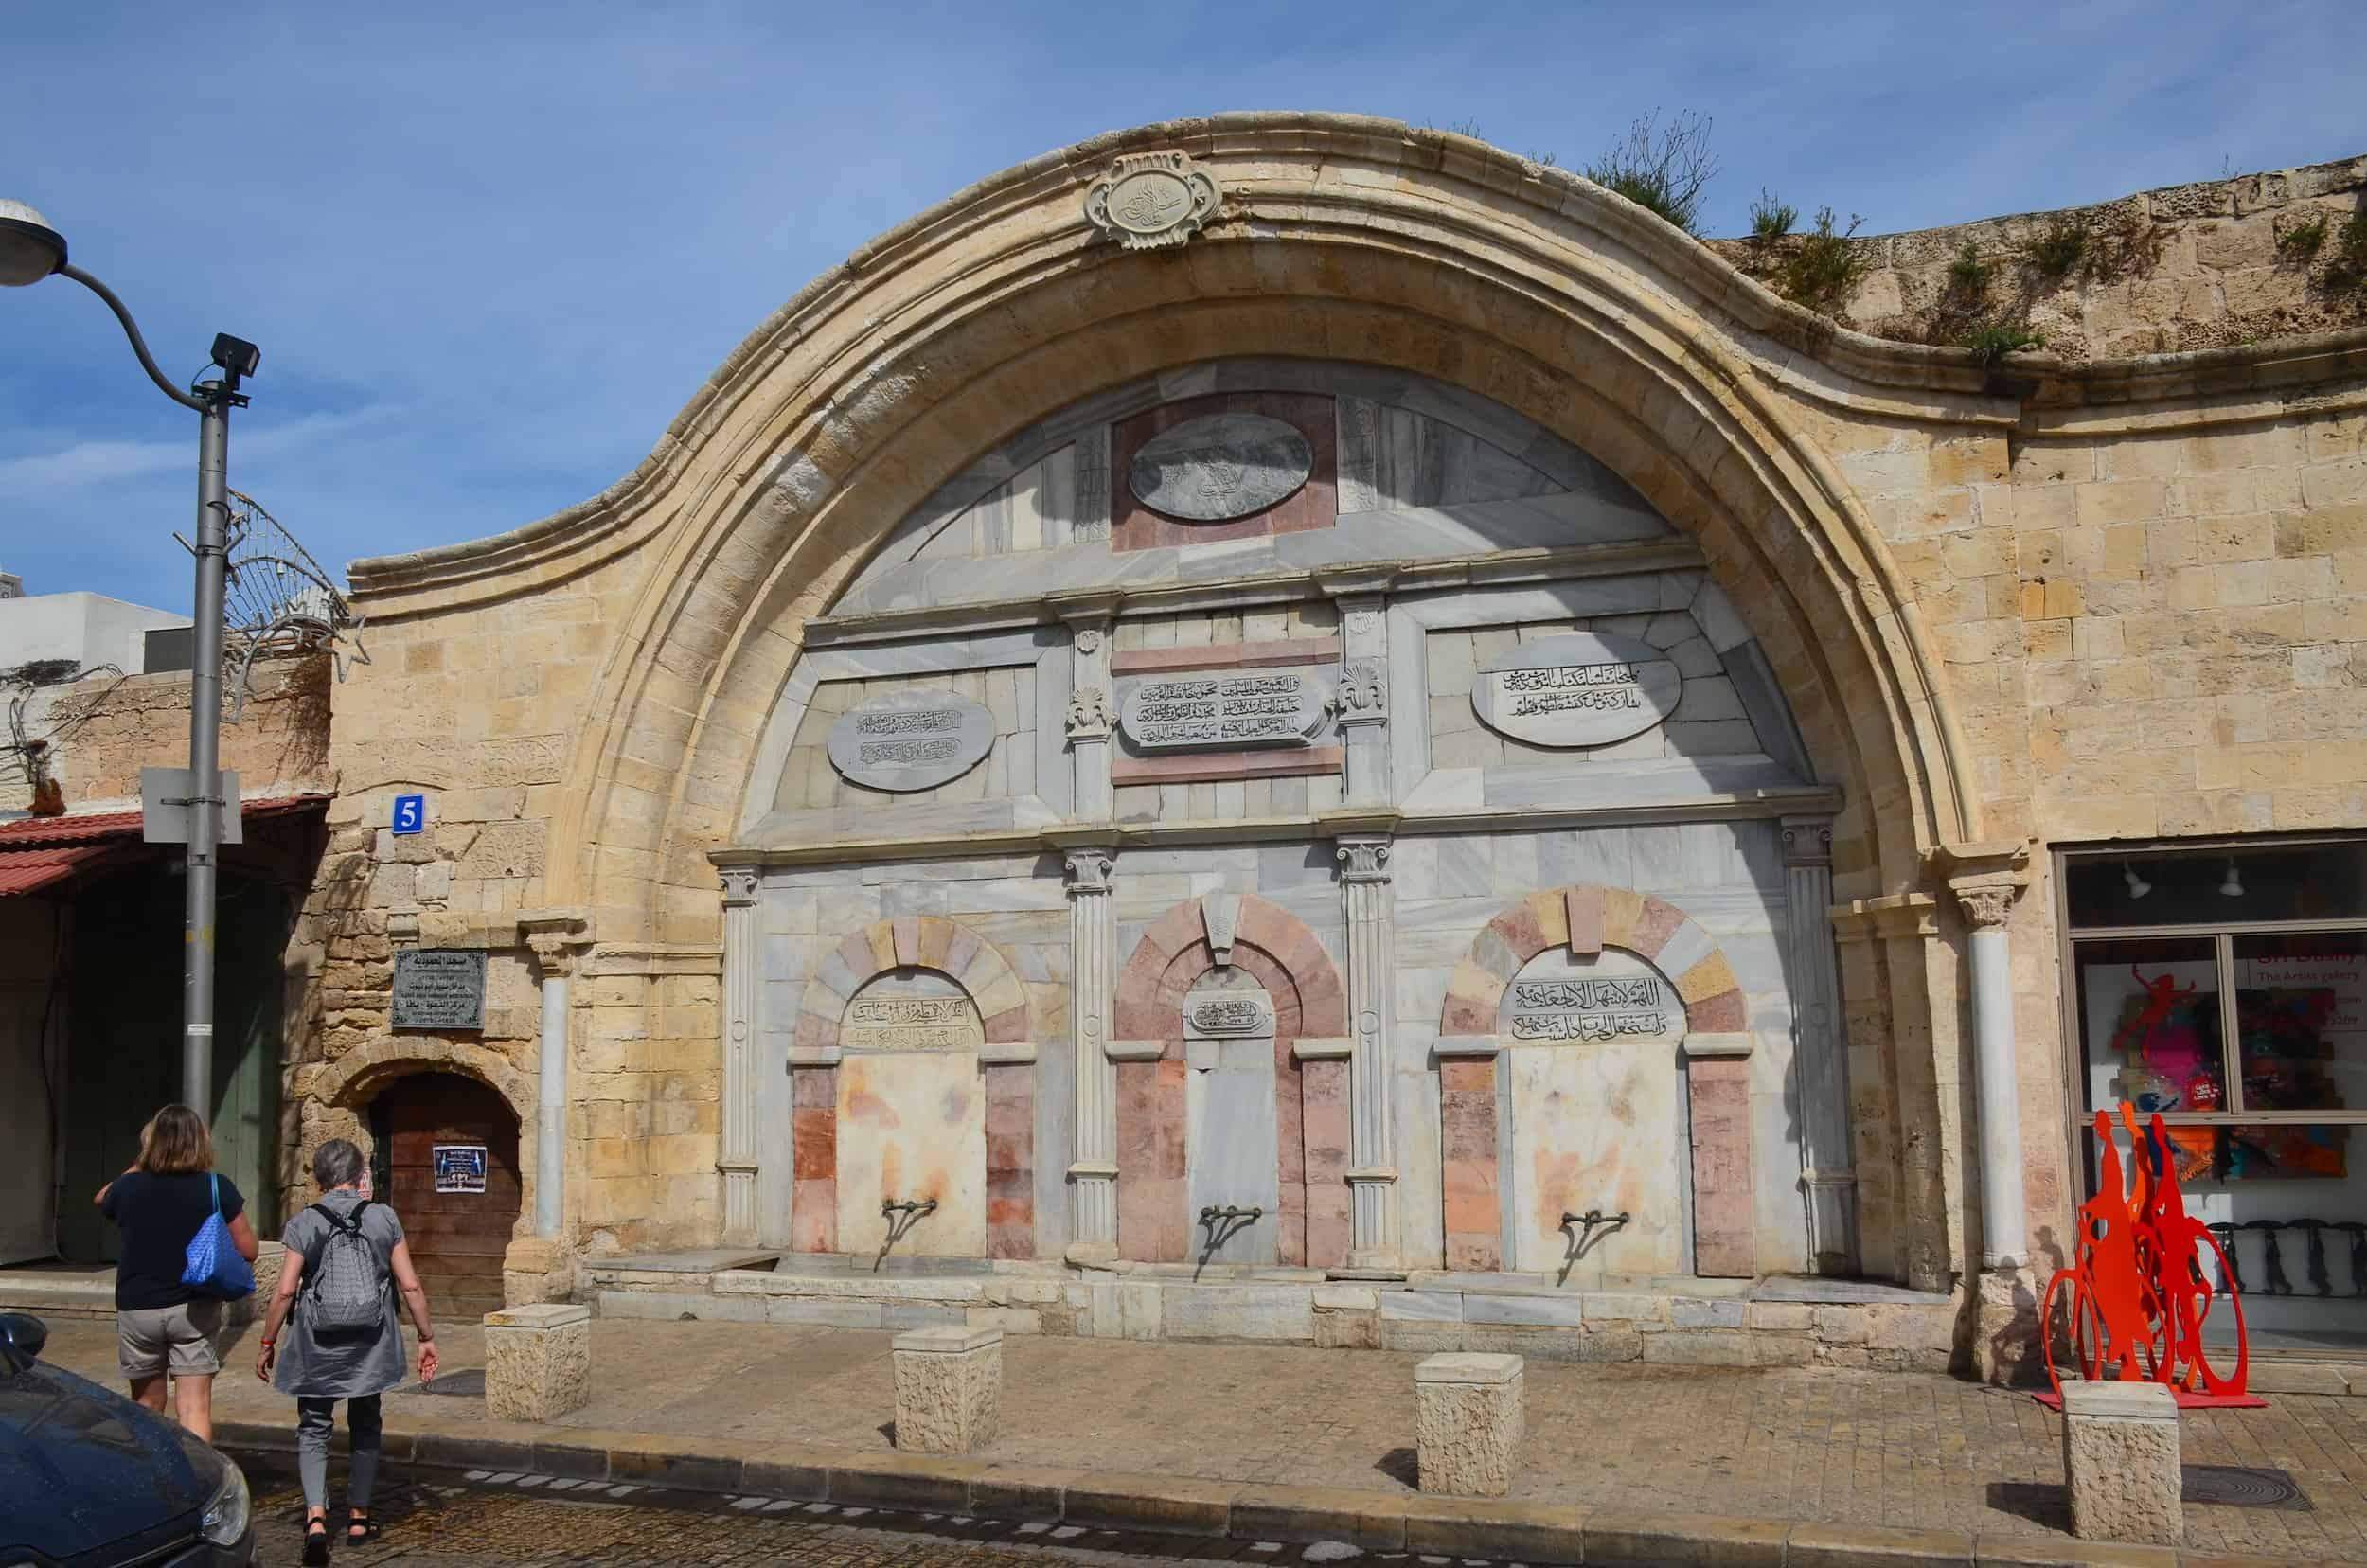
[826,691,995,793]
[1128,413,1313,522]
[1468,632,1684,748]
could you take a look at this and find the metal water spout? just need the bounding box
[1193,1204,1264,1274]
[875,1197,938,1272]
[1556,1207,1632,1286]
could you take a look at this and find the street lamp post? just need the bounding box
[2,198,258,1113]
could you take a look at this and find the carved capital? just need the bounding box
[1334,659,1388,725]
[519,910,590,975]
[1951,878,2023,931]
[1335,836,1393,882]
[1083,150,1219,250]
[1062,846,1117,894]
[1065,685,1114,740]
[1780,817,1833,867]
[718,866,761,908]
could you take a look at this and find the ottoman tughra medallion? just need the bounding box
[1083,150,1219,250]
[1129,413,1313,522]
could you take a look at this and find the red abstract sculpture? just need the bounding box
[2038,1103,2260,1407]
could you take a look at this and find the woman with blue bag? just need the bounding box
[95,1103,259,1444]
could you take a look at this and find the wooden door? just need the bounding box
[367,1073,519,1317]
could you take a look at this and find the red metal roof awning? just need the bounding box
[0,794,329,898]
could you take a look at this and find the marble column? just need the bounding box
[520,914,588,1241]
[1781,818,1856,1274]
[1952,870,2029,1269]
[716,866,762,1245]
[1337,834,1403,1274]
[1057,597,1118,823]
[1061,844,1120,1262]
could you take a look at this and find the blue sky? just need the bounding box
[5,1,2361,613]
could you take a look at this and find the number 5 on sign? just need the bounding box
[392,794,426,835]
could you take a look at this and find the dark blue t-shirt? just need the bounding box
[101,1171,244,1310]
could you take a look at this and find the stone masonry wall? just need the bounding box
[1710,154,2367,359]
[2,653,331,815]
[315,117,2367,1294]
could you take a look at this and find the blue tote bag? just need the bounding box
[181,1173,256,1300]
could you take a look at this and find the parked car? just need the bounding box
[0,1311,254,1567]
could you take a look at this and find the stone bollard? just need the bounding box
[2062,1381,2183,1545]
[1415,1351,1524,1497]
[483,1303,593,1422]
[891,1326,1003,1453]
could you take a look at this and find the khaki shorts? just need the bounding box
[117,1299,223,1380]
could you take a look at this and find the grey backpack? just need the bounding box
[301,1202,386,1336]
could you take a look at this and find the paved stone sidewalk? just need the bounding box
[40,1314,2367,1561]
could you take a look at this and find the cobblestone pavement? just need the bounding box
[237,1454,1390,1566]
[41,1316,2367,1560]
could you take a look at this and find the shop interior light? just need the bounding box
[2220,859,2246,898]
[2123,864,2153,900]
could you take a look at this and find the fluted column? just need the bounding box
[1336,834,1402,1274]
[716,866,762,1245]
[1782,818,1856,1274]
[1061,843,1120,1262]
[1326,579,1391,808]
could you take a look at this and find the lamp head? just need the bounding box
[209,332,259,382]
[0,199,68,287]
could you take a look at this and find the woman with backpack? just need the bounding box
[95,1104,261,1445]
[253,1136,439,1564]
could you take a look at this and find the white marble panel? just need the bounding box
[1503,1042,1682,1278]
[833,1051,988,1257]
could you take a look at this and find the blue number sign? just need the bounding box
[391,794,425,835]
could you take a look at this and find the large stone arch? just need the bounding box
[348,112,1996,1285]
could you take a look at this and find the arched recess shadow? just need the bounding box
[1434,886,1758,1279]
[1113,895,1347,1267]
[304,1040,537,1245]
[794,916,1031,1051]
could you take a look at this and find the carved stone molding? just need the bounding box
[1780,817,1833,867]
[1930,838,2032,932]
[1065,685,1114,739]
[519,910,591,976]
[1335,659,1388,724]
[1082,150,1219,250]
[1953,882,2021,931]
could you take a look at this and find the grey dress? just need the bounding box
[273,1189,410,1399]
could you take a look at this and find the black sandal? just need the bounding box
[302,1516,331,1565]
[347,1508,382,1542]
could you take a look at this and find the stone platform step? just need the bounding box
[0,1272,116,1320]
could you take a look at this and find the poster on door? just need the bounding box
[433,1144,488,1194]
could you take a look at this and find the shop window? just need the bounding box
[2064,839,2367,1351]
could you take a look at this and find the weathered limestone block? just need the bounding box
[1415,1351,1523,1497]
[483,1303,592,1422]
[891,1325,1002,1453]
[2061,1381,2182,1546]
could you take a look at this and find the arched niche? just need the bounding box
[1112,893,1349,1266]
[787,917,1037,1260]
[1437,886,1758,1278]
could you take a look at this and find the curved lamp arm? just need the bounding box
[60,263,205,413]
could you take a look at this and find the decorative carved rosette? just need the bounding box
[1065,685,1114,739]
[1082,151,1220,250]
[1335,659,1388,724]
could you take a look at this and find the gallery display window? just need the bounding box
[2061,837,2367,1347]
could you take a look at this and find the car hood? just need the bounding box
[0,1358,212,1560]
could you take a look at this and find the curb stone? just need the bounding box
[211,1418,2366,1568]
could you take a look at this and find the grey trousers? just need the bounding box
[295,1395,382,1512]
